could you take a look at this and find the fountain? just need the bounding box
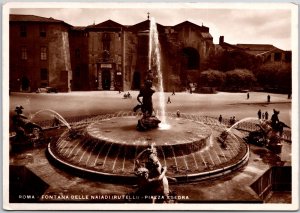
[45,17,249,184]
[30,109,71,129]
[149,17,167,125]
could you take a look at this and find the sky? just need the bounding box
[9,3,295,50]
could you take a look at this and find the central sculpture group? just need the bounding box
[133,70,161,131]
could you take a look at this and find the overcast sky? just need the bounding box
[10,4,294,50]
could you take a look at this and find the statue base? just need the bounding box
[137,116,161,131]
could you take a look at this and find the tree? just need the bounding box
[199,69,226,88]
[256,62,291,93]
[205,49,261,72]
[225,69,257,91]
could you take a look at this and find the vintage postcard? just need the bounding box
[2,2,299,211]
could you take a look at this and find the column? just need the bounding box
[110,69,115,90]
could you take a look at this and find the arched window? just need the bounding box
[182,47,200,70]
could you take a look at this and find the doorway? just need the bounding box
[21,76,30,91]
[102,69,111,90]
[132,71,141,90]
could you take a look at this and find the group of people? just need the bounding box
[257,109,269,120]
[123,92,132,99]
[218,115,236,126]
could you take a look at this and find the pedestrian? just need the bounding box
[262,112,265,120]
[267,95,271,103]
[172,88,175,96]
[257,109,262,119]
[265,111,269,120]
[176,110,181,118]
[167,96,171,104]
[247,92,249,99]
[232,116,236,124]
[218,115,223,123]
[229,117,233,126]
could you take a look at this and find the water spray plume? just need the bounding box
[149,17,167,125]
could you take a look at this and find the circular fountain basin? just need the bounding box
[86,116,211,158]
[48,114,249,182]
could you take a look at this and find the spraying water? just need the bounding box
[30,109,71,129]
[227,117,260,132]
[149,17,167,125]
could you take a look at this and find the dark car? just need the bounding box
[36,87,58,93]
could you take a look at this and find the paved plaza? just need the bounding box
[9,91,291,125]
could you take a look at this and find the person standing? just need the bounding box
[265,111,269,120]
[257,109,262,119]
[262,112,265,120]
[167,96,171,104]
[172,88,175,96]
[218,115,223,123]
[247,92,250,100]
[267,94,271,103]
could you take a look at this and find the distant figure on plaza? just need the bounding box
[229,117,233,125]
[232,116,236,124]
[218,115,223,123]
[176,110,181,118]
[257,109,262,119]
[247,92,250,100]
[265,111,269,120]
[267,94,271,103]
[172,88,175,96]
[262,112,265,120]
[229,117,235,126]
[167,96,171,104]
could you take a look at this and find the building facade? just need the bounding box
[9,15,72,92]
[9,14,291,92]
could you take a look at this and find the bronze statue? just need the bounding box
[12,106,43,143]
[134,70,161,131]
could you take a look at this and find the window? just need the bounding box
[40,25,46,37]
[102,33,111,51]
[20,25,27,37]
[41,47,47,60]
[40,68,48,81]
[274,52,281,61]
[21,47,27,60]
[285,52,291,62]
